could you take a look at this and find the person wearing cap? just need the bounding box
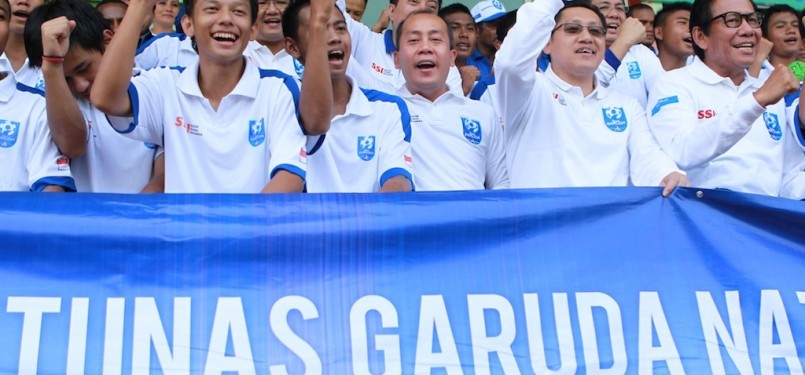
[467,0,505,79]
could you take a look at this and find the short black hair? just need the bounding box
[557,1,606,30]
[390,0,441,11]
[654,2,690,28]
[762,4,798,38]
[95,0,127,11]
[25,0,111,67]
[395,9,452,48]
[627,3,653,17]
[496,9,516,42]
[438,3,470,19]
[690,0,758,61]
[282,0,344,43]
[185,0,259,24]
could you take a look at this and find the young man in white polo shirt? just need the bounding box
[91,0,309,193]
[335,0,464,95]
[283,0,413,192]
[653,2,693,71]
[647,0,805,200]
[396,11,507,191]
[494,0,686,194]
[0,0,44,89]
[24,0,163,193]
[0,0,74,192]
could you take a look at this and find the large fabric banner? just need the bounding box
[0,188,803,374]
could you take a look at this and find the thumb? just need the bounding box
[68,20,77,32]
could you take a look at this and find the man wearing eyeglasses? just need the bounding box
[647,0,805,199]
[494,0,687,195]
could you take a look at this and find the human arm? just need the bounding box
[263,79,309,193]
[379,175,412,192]
[626,103,688,196]
[376,92,414,192]
[91,0,154,116]
[370,7,391,33]
[28,104,76,192]
[140,151,165,193]
[748,38,773,79]
[39,17,87,158]
[460,65,480,96]
[261,170,304,193]
[483,104,509,189]
[606,17,644,62]
[296,0,334,135]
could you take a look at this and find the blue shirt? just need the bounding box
[466,49,493,80]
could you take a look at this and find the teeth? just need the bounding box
[213,32,237,41]
[328,51,344,58]
[577,48,593,54]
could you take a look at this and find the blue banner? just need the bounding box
[0,188,803,374]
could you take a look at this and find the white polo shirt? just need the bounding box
[70,98,157,193]
[306,79,413,192]
[246,41,305,80]
[396,85,508,191]
[0,65,74,191]
[134,33,197,70]
[598,44,664,108]
[493,0,681,189]
[335,0,464,95]
[0,54,45,90]
[107,58,307,193]
[647,57,805,199]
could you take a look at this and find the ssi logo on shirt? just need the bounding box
[627,62,642,79]
[357,136,376,161]
[763,112,782,141]
[249,118,266,146]
[0,119,20,148]
[461,117,482,145]
[602,107,628,132]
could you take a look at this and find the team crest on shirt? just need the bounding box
[461,117,482,145]
[602,107,628,132]
[357,136,376,161]
[293,58,305,80]
[627,62,641,79]
[248,118,266,146]
[763,112,782,141]
[0,119,20,148]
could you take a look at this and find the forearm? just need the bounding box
[140,153,165,193]
[261,170,305,193]
[42,61,87,158]
[299,19,333,135]
[379,175,412,192]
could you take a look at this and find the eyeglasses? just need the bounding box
[259,0,290,8]
[710,11,763,28]
[551,23,607,38]
[596,3,628,14]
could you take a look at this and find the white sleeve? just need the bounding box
[492,0,563,137]
[28,102,74,191]
[780,101,805,199]
[785,93,805,151]
[267,80,308,181]
[105,68,167,146]
[484,107,509,189]
[337,0,376,62]
[646,77,765,170]
[626,104,683,186]
[595,50,621,87]
[640,47,665,93]
[134,39,162,71]
[378,101,414,189]
[447,66,465,96]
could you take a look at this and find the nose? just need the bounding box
[71,77,91,97]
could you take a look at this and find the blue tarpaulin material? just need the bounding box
[0,187,803,374]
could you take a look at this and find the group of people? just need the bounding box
[0,0,803,199]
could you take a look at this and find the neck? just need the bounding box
[332,76,351,117]
[704,59,745,86]
[477,44,495,62]
[769,53,796,68]
[197,57,247,111]
[658,49,688,71]
[6,34,27,72]
[151,24,173,35]
[408,84,448,102]
[552,67,596,97]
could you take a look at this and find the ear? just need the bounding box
[494,39,502,51]
[653,26,663,42]
[393,51,401,69]
[691,25,707,52]
[543,39,552,55]
[102,28,114,47]
[181,13,193,37]
[449,48,457,66]
[387,3,396,23]
[285,37,302,60]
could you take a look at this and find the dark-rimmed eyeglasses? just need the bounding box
[710,11,763,28]
[551,23,607,38]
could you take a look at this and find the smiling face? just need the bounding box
[185,0,254,64]
[590,0,626,47]
[9,0,42,35]
[693,0,760,78]
[254,0,288,44]
[655,9,693,58]
[766,11,801,60]
[543,6,606,82]
[394,12,455,101]
[389,0,438,33]
[154,0,180,29]
[443,11,475,62]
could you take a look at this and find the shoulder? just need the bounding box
[136,33,187,55]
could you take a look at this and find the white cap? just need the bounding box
[471,0,507,23]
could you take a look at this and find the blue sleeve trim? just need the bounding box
[31,176,76,192]
[794,105,805,148]
[380,168,412,189]
[259,69,305,134]
[784,89,800,107]
[271,164,306,181]
[307,134,326,156]
[537,52,550,72]
[15,83,45,97]
[361,88,412,142]
[384,29,396,53]
[109,83,140,134]
[604,49,622,71]
[136,32,186,56]
[469,75,495,101]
